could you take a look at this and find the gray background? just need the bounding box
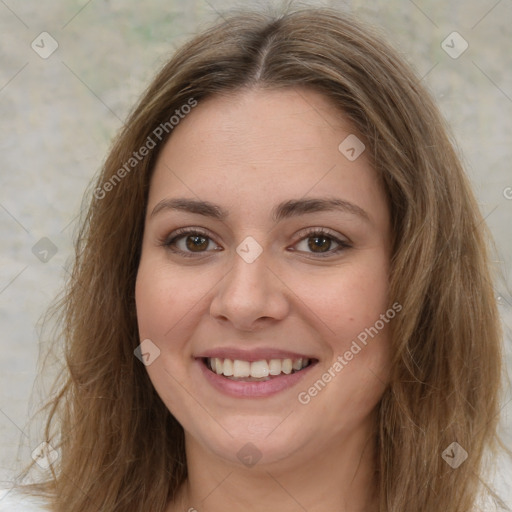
[0,0,511,503]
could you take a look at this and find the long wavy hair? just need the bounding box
[19,5,508,512]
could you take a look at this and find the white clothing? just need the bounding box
[0,488,50,511]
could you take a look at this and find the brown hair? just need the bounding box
[19,5,508,511]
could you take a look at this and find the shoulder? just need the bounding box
[0,488,50,511]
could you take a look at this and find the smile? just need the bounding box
[196,355,318,398]
[206,357,312,381]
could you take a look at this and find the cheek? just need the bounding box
[134,263,194,407]
[335,270,391,380]
[135,268,170,340]
[135,258,208,340]
[289,259,389,343]
[301,293,392,432]
[335,270,389,338]
[290,255,391,400]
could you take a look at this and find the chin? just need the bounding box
[186,415,315,469]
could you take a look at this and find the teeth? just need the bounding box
[292,358,303,371]
[207,357,310,378]
[223,358,234,376]
[269,359,282,376]
[251,360,269,378]
[233,360,250,378]
[281,359,292,375]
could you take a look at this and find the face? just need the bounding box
[135,87,392,469]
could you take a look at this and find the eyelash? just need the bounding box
[160,227,351,259]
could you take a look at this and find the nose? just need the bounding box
[209,248,290,332]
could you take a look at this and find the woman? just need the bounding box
[4,5,509,512]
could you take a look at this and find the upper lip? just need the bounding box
[196,347,316,362]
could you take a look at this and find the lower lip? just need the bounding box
[196,359,316,398]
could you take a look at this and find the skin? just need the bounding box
[135,87,392,512]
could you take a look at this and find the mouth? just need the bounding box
[203,356,313,382]
[195,348,318,398]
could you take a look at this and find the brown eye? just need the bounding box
[293,229,350,257]
[163,229,221,257]
[185,235,209,252]
[307,235,332,253]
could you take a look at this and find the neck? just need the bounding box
[170,414,379,512]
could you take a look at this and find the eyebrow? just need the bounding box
[150,197,370,223]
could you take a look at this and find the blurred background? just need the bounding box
[1,0,511,504]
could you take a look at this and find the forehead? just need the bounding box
[160,87,352,165]
[148,87,386,226]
